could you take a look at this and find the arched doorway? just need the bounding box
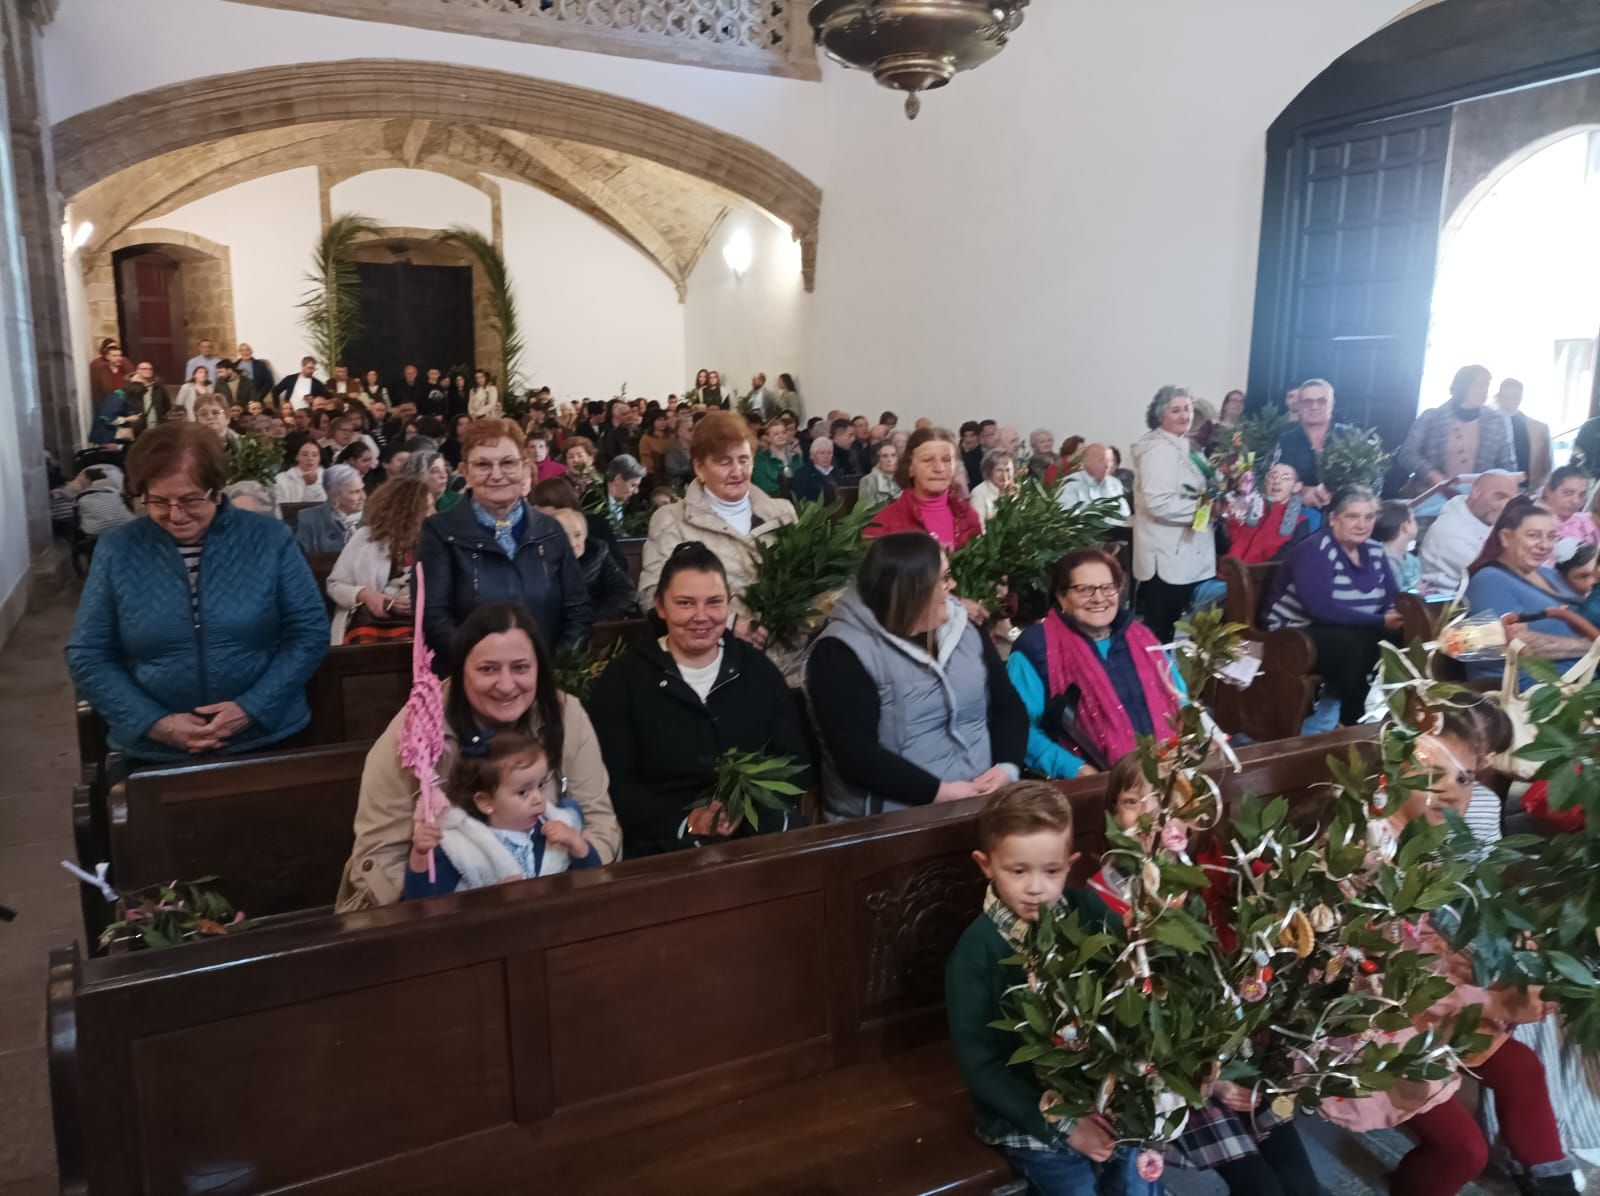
[1248,0,1600,444]
[107,231,236,386]
[1421,128,1600,444]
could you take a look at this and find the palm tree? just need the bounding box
[298,213,382,372]
[442,226,526,399]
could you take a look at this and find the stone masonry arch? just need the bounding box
[87,227,236,360]
[52,59,822,290]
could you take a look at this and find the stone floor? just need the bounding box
[0,587,1572,1195]
[0,592,81,1195]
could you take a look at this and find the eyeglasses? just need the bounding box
[1067,583,1120,599]
[144,491,217,517]
[467,457,525,477]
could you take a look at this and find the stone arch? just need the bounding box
[1442,121,1600,236]
[87,227,237,363]
[52,59,822,290]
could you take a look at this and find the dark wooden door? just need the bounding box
[347,262,474,390]
[115,250,186,384]
[1255,109,1452,447]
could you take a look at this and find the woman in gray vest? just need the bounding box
[806,533,1027,820]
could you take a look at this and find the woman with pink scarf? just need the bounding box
[1005,547,1183,777]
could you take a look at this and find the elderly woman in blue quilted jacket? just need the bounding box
[67,422,329,763]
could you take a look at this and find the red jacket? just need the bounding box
[864,490,982,549]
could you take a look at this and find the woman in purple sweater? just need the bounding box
[1265,486,1404,726]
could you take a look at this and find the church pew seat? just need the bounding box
[107,740,373,920]
[1203,557,1319,745]
[50,727,1372,1195]
[279,500,319,530]
[616,535,645,583]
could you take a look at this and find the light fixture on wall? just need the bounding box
[722,228,754,278]
[61,218,93,255]
[809,0,1030,120]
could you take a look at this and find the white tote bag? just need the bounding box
[1495,637,1600,778]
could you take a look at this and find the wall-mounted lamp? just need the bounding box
[722,228,753,278]
[62,219,93,253]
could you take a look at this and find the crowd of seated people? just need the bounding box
[68,336,1600,748]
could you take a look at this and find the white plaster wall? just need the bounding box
[805,0,1413,452]
[491,176,685,402]
[329,169,491,239]
[683,207,808,403]
[131,167,322,379]
[40,0,827,183]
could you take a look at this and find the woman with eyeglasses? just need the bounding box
[807,533,1026,819]
[414,418,592,673]
[1462,496,1596,685]
[67,422,329,762]
[1005,548,1182,778]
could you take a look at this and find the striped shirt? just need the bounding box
[1266,530,1397,630]
[177,544,203,616]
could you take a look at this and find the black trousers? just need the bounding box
[1213,1121,1322,1196]
[1136,574,1198,644]
[1303,622,1386,726]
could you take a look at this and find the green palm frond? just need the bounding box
[298,214,382,371]
[442,226,526,394]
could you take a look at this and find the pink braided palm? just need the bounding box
[399,562,448,881]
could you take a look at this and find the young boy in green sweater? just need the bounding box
[945,781,1162,1195]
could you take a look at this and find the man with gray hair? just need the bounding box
[1057,443,1129,524]
[223,480,277,518]
[295,463,365,555]
[1418,469,1521,594]
[602,453,647,532]
[1270,378,1346,509]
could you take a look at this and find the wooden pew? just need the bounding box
[108,741,372,920]
[1203,557,1319,744]
[279,500,320,530]
[616,535,645,584]
[50,729,1372,1195]
[304,640,413,743]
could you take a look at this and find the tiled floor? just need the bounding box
[0,593,81,1193]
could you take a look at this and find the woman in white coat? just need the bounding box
[325,476,434,644]
[274,440,327,506]
[1132,385,1215,641]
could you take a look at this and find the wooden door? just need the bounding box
[115,250,186,385]
[1256,110,1452,447]
[347,261,475,388]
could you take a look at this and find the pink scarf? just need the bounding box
[1042,611,1181,763]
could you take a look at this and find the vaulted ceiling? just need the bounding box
[70,118,753,298]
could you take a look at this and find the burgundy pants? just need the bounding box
[1392,1038,1563,1195]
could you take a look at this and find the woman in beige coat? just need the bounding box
[335,601,620,911]
[638,410,796,639]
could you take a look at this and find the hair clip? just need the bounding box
[461,730,495,759]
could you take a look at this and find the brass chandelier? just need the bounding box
[809,0,1031,119]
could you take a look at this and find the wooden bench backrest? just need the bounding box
[280,500,319,530]
[616,535,645,583]
[108,741,372,919]
[53,727,1373,1194]
[1219,556,1279,629]
[304,641,413,743]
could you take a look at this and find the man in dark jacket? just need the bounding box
[272,356,328,411]
[390,363,431,413]
[415,419,591,672]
